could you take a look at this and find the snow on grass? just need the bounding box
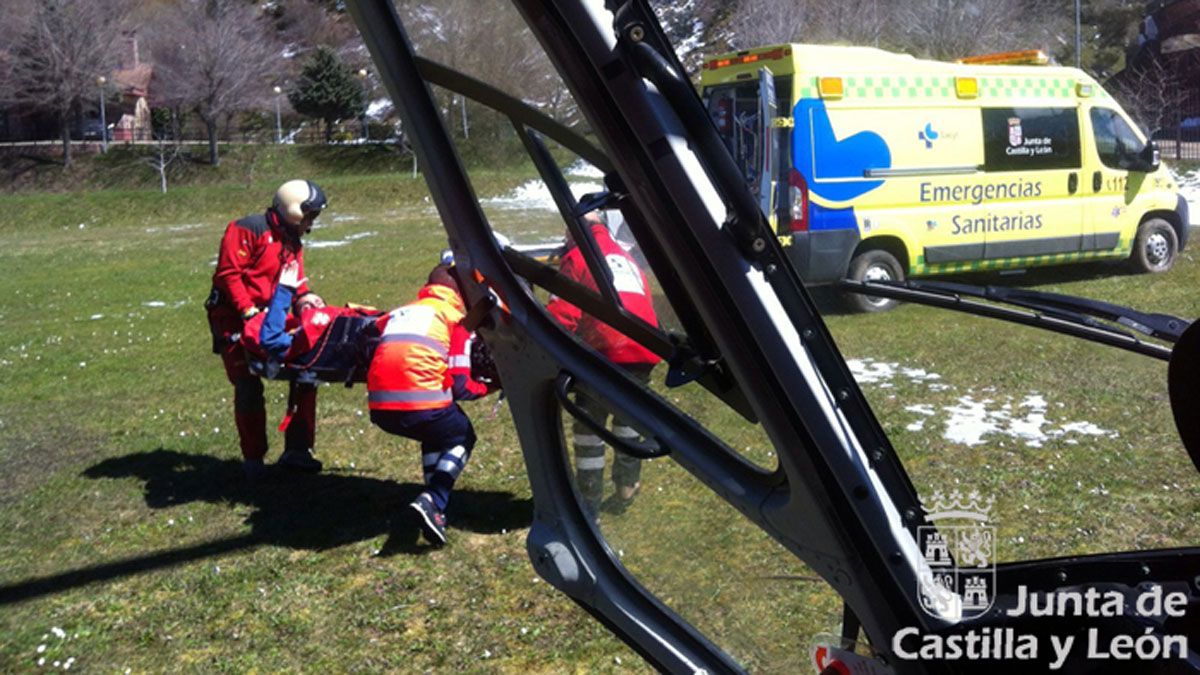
[144,223,207,234]
[306,231,378,249]
[849,357,1116,447]
[484,160,605,212]
[1170,167,1200,226]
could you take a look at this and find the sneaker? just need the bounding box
[409,493,447,546]
[243,458,267,482]
[277,448,323,473]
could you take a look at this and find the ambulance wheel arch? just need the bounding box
[1130,215,1179,274]
[844,237,908,313]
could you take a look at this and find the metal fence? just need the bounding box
[0,114,396,147]
[1151,101,1200,163]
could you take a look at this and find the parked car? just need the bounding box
[71,118,111,142]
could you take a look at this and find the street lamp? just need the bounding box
[273,85,283,144]
[1075,0,1082,69]
[357,69,369,141]
[96,76,108,153]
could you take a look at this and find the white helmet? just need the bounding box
[273,179,327,228]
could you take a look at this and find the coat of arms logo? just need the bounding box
[917,490,995,620]
[1007,117,1023,147]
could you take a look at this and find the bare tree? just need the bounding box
[151,0,283,166]
[2,0,129,167]
[272,0,360,57]
[142,119,183,194]
[1112,59,1189,155]
[893,0,1066,60]
[397,0,579,132]
[719,0,810,51]
[707,0,1064,64]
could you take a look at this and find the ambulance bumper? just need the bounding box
[784,229,861,284]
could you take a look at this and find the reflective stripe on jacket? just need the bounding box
[367,284,464,411]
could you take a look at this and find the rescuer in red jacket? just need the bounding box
[546,210,662,517]
[367,264,493,546]
[206,179,327,480]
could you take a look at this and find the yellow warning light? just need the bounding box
[958,49,1049,66]
[955,77,979,98]
[1076,82,1094,97]
[819,77,844,99]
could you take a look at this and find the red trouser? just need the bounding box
[217,316,316,461]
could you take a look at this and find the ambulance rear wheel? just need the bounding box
[846,250,904,313]
[1130,218,1178,274]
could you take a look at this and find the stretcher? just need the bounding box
[244,309,501,389]
[245,313,381,385]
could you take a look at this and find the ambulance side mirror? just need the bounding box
[1136,140,1161,172]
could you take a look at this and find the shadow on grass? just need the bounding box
[0,447,532,606]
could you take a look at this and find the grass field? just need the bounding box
[1,155,1199,673]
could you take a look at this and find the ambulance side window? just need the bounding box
[982,107,1081,172]
[1090,108,1143,170]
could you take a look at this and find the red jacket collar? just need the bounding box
[266,208,302,248]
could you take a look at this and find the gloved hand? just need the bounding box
[241,306,261,320]
[279,260,307,290]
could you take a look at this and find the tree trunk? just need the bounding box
[324,118,334,144]
[205,118,220,166]
[159,144,168,194]
[60,117,73,168]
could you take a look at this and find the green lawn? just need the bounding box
[1,163,1198,672]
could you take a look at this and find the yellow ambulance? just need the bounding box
[699,44,1189,311]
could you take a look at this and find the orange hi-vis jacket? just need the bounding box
[367,284,471,412]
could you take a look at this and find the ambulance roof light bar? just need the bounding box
[703,46,791,71]
[957,49,1050,66]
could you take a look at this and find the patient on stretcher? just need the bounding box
[239,261,381,381]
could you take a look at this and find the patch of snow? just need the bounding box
[1170,167,1200,226]
[484,179,603,212]
[854,358,1117,447]
[306,231,378,249]
[565,160,604,178]
[144,223,206,234]
[366,98,392,119]
[1058,421,1113,436]
[846,358,899,385]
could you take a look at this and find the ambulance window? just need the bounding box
[1090,108,1144,170]
[982,107,1081,171]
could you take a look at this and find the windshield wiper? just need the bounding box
[839,278,1189,361]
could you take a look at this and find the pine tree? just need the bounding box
[288,46,365,143]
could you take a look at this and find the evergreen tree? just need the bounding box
[288,46,365,143]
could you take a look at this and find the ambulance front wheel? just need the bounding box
[1130,218,1178,274]
[846,249,904,313]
